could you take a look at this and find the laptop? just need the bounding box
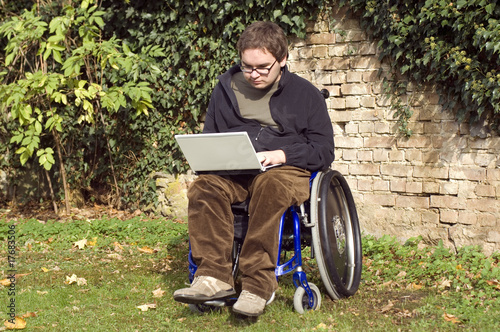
[174,132,281,174]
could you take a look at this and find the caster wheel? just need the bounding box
[293,283,321,314]
[188,303,222,314]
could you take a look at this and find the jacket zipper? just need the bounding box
[255,127,264,141]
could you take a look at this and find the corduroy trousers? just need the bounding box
[187,166,311,300]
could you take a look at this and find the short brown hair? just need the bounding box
[236,21,288,61]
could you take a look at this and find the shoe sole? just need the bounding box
[232,306,264,317]
[173,289,236,304]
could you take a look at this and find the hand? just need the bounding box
[256,150,286,166]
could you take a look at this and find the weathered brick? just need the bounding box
[390,180,407,192]
[346,96,360,108]
[334,136,364,148]
[449,167,486,181]
[342,149,357,161]
[466,198,499,213]
[406,181,423,194]
[389,150,405,161]
[341,83,371,95]
[380,164,413,177]
[430,195,467,209]
[397,135,432,148]
[349,163,380,176]
[347,71,363,82]
[330,98,346,111]
[357,150,372,162]
[413,166,448,179]
[350,56,378,69]
[396,196,429,209]
[360,96,376,108]
[358,42,378,55]
[457,210,477,225]
[344,123,358,134]
[487,231,500,243]
[475,153,496,167]
[312,46,328,58]
[487,169,500,181]
[329,45,348,57]
[373,179,390,191]
[317,58,349,70]
[374,122,393,134]
[476,184,496,197]
[440,182,459,195]
[405,150,423,164]
[422,181,440,194]
[307,32,335,45]
[362,70,380,82]
[440,209,458,224]
[364,137,397,148]
[373,149,389,162]
[331,72,347,84]
[358,179,373,191]
[358,122,374,133]
[298,47,313,59]
[314,71,332,85]
[364,193,396,206]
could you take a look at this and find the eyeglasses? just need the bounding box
[239,60,277,75]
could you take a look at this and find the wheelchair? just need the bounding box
[186,168,362,314]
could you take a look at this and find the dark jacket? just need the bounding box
[203,65,335,172]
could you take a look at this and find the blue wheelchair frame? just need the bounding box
[187,171,320,308]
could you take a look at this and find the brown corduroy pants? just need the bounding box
[187,166,311,300]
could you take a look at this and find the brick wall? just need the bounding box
[287,6,500,255]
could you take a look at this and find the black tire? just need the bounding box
[310,169,362,299]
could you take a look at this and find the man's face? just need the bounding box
[240,48,287,90]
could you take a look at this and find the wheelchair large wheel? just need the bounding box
[310,169,362,300]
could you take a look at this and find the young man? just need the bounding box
[173,21,335,317]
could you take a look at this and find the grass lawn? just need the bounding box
[0,214,499,331]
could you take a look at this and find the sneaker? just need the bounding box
[232,290,267,317]
[173,276,236,304]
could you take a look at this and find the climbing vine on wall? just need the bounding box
[341,0,500,134]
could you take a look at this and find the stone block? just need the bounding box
[395,196,430,209]
[440,209,458,224]
[380,164,413,177]
[307,32,335,45]
[341,83,371,95]
[449,167,486,181]
[413,166,449,179]
[430,195,467,209]
[349,163,380,176]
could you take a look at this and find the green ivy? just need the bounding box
[342,0,500,133]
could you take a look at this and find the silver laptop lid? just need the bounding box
[175,132,265,172]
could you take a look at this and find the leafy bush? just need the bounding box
[0,0,326,209]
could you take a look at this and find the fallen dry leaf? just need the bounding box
[4,316,27,329]
[138,246,156,254]
[113,242,124,252]
[73,239,87,249]
[87,237,98,246]
[65,274,87,286]
[107,253,123,260]
[41,267,50,273]
[486,279,500,290]
[381,300,394,313]
[21,312,36,319]
[0,279,11,287]
[137,303,156,312]
[36,291,48,295]
[443,313,460,324]
[152,288,165,298]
